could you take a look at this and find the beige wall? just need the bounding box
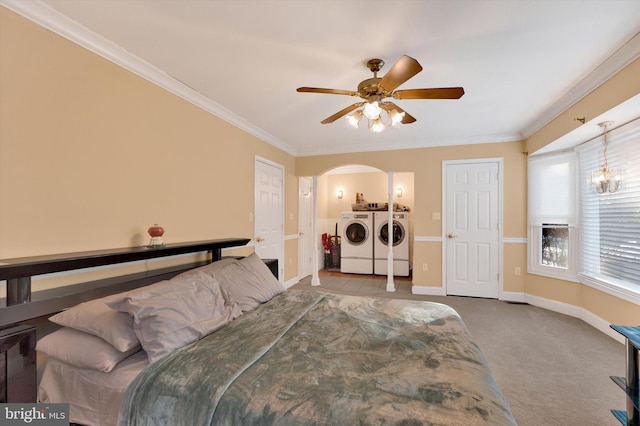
[297,140,529,288]
[521,274,640,327]
[325,171,414,218]
[503,242,526,293]
[298,142,527,238]
[526,58,640,155]
[320,169,414,223]
[0,8,298,281]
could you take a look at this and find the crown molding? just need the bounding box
[1,0,298,156]
[521,31,640,139]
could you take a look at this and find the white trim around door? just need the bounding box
[254,156,285,282]
[442,158,504,299]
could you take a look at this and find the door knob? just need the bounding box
[256,237,264,242]
[447,234,457,239]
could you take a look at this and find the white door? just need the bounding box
[255,158,284,281]
[444,160,501,298]
[298,177,313,279]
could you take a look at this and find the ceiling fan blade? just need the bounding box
[297,87,357,96]
[380,102,416,124]
[321,103,364,124]
[393,87,465,100]
[378,55,423,93]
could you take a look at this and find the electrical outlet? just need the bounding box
[422,263,428,272]
[515,267,521,276]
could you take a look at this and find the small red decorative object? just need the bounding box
[148,224,165,237]
[147,224,165,247]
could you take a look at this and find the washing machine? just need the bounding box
[340,211,374,274]
[374,211,410,276]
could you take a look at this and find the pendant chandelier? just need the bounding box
[589,121,622,194]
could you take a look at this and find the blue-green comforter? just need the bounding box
[118,290,516,425]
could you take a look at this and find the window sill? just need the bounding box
[579,273,640,306]
[527,265,578,283]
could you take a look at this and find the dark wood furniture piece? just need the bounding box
[0,238,255,403]
[0,325,36,403]
[611,325,640,425]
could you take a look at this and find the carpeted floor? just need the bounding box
[292,271,626,426]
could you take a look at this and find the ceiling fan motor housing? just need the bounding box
[358,78,384,99]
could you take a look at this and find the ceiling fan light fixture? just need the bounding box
[347,110,363,128]
[363,101,382,120]
[388,108,405,124]
[370,117,385,133]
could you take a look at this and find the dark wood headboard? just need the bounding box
[0,238,251,327]
[0,238,261,403]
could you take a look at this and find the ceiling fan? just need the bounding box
[297,55,464,132]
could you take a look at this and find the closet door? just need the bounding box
[444,160,501,298]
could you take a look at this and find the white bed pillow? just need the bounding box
[107,264,231,311]
[36,327,141,372]
[212,253,285,312]
[173,257,238,280]
[48,291,141,352]
[46,259,248,353]
[111,275,242,364]
[48,273,206,353]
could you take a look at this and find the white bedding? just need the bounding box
[38,351,148,426]
[34,255,292,425]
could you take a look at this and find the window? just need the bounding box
[541,224,569,268]
[577,119,640,299]
[528,152,578,281]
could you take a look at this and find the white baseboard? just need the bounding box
[523,293,625,344]
[417,288,624,344]
[411,285,446,296]
[284,276,299,289]
[500,291,527,303]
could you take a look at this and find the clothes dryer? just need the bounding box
[374,211,410,276]
[340,212,374,274]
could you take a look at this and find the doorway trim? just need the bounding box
[441,158,504,298]
[254,155,285,282]
[297,177,313,280]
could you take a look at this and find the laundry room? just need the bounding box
[316,166,415,276]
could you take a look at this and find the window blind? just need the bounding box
[528,152,577,226]
[578,119,640,286]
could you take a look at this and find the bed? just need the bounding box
[2,240,516,425]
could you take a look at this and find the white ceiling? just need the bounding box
[5,0,640,157]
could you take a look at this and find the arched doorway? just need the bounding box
[298,165,414,290]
